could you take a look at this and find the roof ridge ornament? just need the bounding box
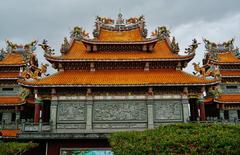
[184,39,200,55]
[151,26,170,40]
[171,37,180,54]
[38,39,55,56]
[70,26,89,40]
[93,14,147,38]
[0,48,7,60]
[203,38,235,53]
[60,37,70,55]
[192,62,221,80]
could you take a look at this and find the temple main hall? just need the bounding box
[0,13,239,155]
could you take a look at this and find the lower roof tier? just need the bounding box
[20,69,219,87]
[0,96,24,106]
[0,72,19,80]
[220,70,240,77]
[0,53,25,66]
[215,94,240,103]
[215,52,240,64]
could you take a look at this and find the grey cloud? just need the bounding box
[0,0,240,74]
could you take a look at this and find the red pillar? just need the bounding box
[199,102,206,121]
[34,103,41,123]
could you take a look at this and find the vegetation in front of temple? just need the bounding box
[109,123,240,155]
[0,142,38,155]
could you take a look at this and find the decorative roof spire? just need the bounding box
[116,12,124,25]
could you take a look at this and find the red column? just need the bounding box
[34,103,41,123]
[199,102,206,121]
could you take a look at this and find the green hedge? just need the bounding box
[0,142,38,155]
[109,123,240,155]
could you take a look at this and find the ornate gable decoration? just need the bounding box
[3,40,37,63]
[93,13,147,38]
[203,38,240,60]
[192,62,221,80]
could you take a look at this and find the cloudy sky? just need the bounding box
[0,0,240,73]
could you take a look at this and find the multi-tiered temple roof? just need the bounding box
[21,14,217,88]
[0,40,38,106]
[203,38,240,109]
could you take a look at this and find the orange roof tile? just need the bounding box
[47,40,192,61]
[0,96,24,106]
[98,28,143,41]
[0,72,19,79]
[215,94,240,103]
[0,53,25,66]
[0,130,19,137]
[21,69,218,87]
[216,52,240,64]
[220,70,240,77]
[204,97,213,103]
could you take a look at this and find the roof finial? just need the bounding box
[116,9,124,25]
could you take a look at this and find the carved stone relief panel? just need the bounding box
[154,100,182,121]
[57,101,86,122]
[93,100,147,121]
[93,123,147,129]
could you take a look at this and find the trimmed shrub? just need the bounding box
[109,123,240,155]
[0,142,38,155]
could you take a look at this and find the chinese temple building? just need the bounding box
[1,14,221,154]
[203,39,240,121]
[0,41,38,138]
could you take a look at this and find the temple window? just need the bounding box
[238,110,240,120]
[2,87,14,91]
[226,85,238,89]
[224,110,229,120]
[11,113,16,122]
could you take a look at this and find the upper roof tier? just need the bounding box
[93,13,147,41]
[46,39,194,62]
[203,38,240,65]
[39,14,199,70]
[0,40,38,66]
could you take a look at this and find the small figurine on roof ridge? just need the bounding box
[233,47,240,58]
[171,37,180,54]
[60,37,70,55]
[70,26,89,40]
[126,15,144,24]
[96,16,114,24]
[151,26,170,40]
[0,48,7,60]
[6,40,18,52]
[38,39,55,56]
[184,39,200,55]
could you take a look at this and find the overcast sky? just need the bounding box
[0,0,240,73]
